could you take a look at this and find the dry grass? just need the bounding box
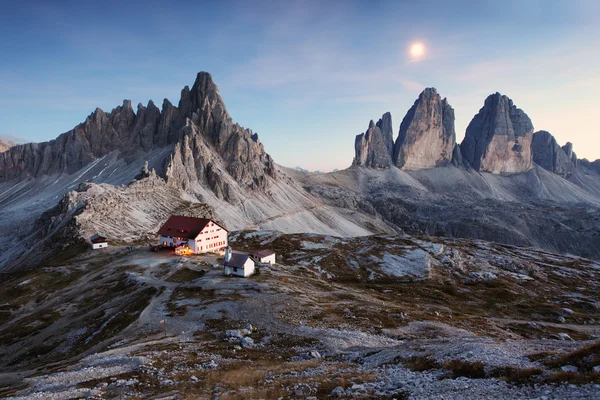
[488,366,542,384]
[166,267,206,283]
[403,355,442,372]
[442,359,486,379]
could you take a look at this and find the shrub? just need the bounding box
[442,359,486,379]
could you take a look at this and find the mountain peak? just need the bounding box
[393,88,455,170]
[460,93,533,174]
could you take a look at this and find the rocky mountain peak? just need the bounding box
[0,71,277,202]
[393,87,456,170]
[460,92,533,174]
[353,113,394,169]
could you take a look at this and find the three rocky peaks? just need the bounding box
[353,89,583,176]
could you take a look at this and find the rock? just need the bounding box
[531,131,576,177]
[245,323,253,331]
[240,336,254,347]
[202,360,218,369]
[593,365,600,373]
[460,92,534,174]
[557,332,573,340]
[561,365,578,373]
[225,329,243,338]
[159,379,174,386]
[0,139,15,153]
[309,350,322,359]
[561,308,574,315]
[558,316,567,323]
[353,113,395,169]
[331,386,345,397]
[294,383,312,396]
[189,375,199,383]
[394,88,456,170]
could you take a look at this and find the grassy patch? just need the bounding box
[488,366,542,385]
[166,267,206,283]
[442,359,486,379]
[403,355,442,372]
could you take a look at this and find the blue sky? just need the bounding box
[1,0,599,170]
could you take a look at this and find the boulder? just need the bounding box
[560,365,578,373]
[460,93,534,174]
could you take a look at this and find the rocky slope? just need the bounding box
[393,88,456,170]
[460,93,534,174]
[294,165,600,260]
[352,113,394,168]
[2,230,600,398]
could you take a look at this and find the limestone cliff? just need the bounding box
[352,113,394,169]
[393,88,455,170]
[460,93,534,174]
[531,130,577,178]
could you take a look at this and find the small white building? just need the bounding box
[222,250,255,277]
[250,249,276,264]
[157,216,228,254]
[90,234,108,250]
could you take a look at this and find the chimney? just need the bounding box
[224,247,232,262]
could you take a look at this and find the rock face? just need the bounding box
[460,93,534,174]
[0,72,276,201]
[0,140,14,153]
[393,88,456,170]
[352,113,394,168]
[531,131,577,178]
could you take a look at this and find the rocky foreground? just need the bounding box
[1,231,600,399]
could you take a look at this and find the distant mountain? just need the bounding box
[295,166,309,172]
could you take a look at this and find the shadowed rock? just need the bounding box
[353,113,394,169]
[532,130,577,178]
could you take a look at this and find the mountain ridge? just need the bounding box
[2,72,600,272]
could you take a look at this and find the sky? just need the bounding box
[1,0,599,171]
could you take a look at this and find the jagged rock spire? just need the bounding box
[393,88,456,170]
[353,112,394,169]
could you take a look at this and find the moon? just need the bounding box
[409,42,426,60]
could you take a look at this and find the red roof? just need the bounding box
[157,216,226,239]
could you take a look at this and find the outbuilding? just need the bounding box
[157,216,228,254]
[222,250,255,277]
[90,234,108,250]
[250,249,276,265]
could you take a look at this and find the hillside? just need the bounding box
[1,232,600,398]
